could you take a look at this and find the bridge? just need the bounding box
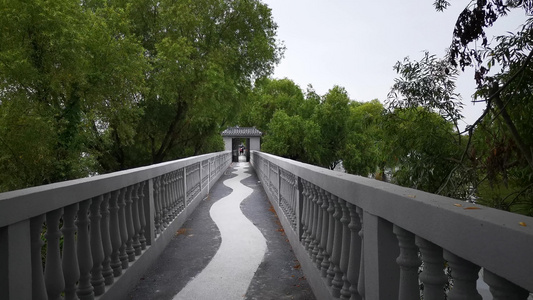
[1,150,533,299]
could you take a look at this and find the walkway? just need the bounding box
[129,157,316,300]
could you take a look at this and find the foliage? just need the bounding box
[386,1,533,215]
[261,110,320,163]
[312,86,350,170]
[341,100,384,176]
[382,109,466,196]
[0,0,282,192]
[388,51,463,126]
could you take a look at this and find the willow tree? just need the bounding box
[388,1,533,214]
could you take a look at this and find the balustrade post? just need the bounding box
[76,199,94,300]
[415,236,447,300]
[483,269,529,299]
[346,203,362,300]
[362,211,399,300]
[62,203,80,300]
[30,216,47,300]
[443,250,482,300]
[5,219,34,300]
[90,196,105,296]
[45,208,65,300]
[393,225,421,300]
[109,190,123,277]
[100,194,114,286]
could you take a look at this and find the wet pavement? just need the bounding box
[129,159,316,300]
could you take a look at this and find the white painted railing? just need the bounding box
[0,151,231,300]
[251,151,533,300]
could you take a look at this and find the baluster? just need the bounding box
[109,190,123,277]
[393,225,421,300]
[443,250,482,300]
[416,236,447,300]
[319,189,331,278]
[30,215,47,300]
[300,181,310,246]
[154,177,162,235]
[100,193,114,285]
[326,192,336,286]
[330,195,344,298]
[131,184,142,256]
[307,184,318,257]
[118,188,129,269]
[291,174,298,228]
[62,203,80,300]
[161,174,169,227]
[314,186,324,268]
[138,181,147,250]
[172,172,179,216]
[483,269,529,299]
[167,173,175,218]
[339,199,353,300]
[346,203,362,300]
[77,199,94,300]
[356,207,365,299]
[90,195,105,296]
[45,208,65,300]
[174,172,180,213]
[125,186,136,262]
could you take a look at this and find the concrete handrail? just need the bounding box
[251,151,533,299]
[0,151,231,300]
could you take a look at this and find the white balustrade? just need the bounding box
[250,151,533,300]
[0,152,230,300]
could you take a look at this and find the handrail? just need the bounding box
[0,151,231,300]
[251,150,533,299]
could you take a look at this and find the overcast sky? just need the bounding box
[261,0,526,128]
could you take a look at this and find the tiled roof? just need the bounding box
[221,126,263,137]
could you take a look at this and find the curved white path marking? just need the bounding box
[173,162,267,300]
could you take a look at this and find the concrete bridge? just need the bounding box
[1,150,533,299]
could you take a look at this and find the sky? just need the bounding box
[260,0,527,129]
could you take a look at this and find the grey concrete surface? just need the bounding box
[129,160,315,300]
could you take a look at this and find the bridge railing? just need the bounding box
[0,151,231,300]
[251,151,533,300]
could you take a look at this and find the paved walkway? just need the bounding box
[129,158,316,300]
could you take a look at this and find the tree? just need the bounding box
[261,110,320,163]
[238,78,305,132]
[0,0,283,192]
[110,0,284,167]
[341,100,384,177]
[386,1,533,214]
[0,0,148,191]
[312,86,350,170]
